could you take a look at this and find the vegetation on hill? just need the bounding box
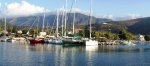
[7,13,111,27]
[90,17,150,35]
[78,28,136,42]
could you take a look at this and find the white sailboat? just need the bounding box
[47,10,62,44]
[62,0,84,45]
[85,0,98,46]
[0,16,9,42]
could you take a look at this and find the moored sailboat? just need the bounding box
[0,16,9,42]
[29,13,46,44]
[62,0,84,45]
[84,0,98,46]
[46,10,63,44]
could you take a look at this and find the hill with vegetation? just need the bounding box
[6,13,111,27]
[89,17,150,35]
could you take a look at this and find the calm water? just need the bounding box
[0,42,150,66]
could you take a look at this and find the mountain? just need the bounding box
[6,12,112,27]
[0,20,13,31]
[1,14,150,35]
[91,17,150,35]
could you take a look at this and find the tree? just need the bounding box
[119,28,135,40]
[22,29,28,34]
[144,35,150,41]
[84,30,90,38]
[78,30,84,37]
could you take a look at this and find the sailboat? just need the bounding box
[47,10,63,44]
[0,16,9,42]
[29,13,46,44]
[84,0,98,46]
[62,0,84,45]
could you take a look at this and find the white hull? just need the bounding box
[0,37,9,42]
[85,40,98,46]
[121,40,136,46]
[8,37,27,43]
[47,39,62,44]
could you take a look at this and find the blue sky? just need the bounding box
[0,0,150,19]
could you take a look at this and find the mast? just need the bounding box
[37,16,40,34]
[89,0,92,39]
[56,10,59,37]
[4,4,7,37]
[61,6,64,36]
[72,0,76,34]
[42,12,45,32]
[4,16,6,37]
[64,0,67,36]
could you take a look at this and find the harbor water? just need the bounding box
[0,42,150,66]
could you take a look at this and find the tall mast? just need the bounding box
[64,0,67,36]
[42,12,45,32]
[4,3,7,37]
[4,16,6,37]
[89,0,92,39]
[72,0,76,34]
[61,6,64,36]
[37,16,40,34]
[56,10,59,37]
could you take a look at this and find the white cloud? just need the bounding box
[95,13,142,21]
[5,1,48,16]
[95,14,114,19]
[101,15,113,19]
[0,3,1,8]
[127,13,141,19]
[57,7,88,13]
[50,7,89,16]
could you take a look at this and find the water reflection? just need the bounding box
[1,42,150,66]
[85,46,98,66]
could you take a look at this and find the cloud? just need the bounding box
[95,13,142,21]
[57,7,88,13]
[101,15,113,19]
[112,13,142,21]
[50,7,89,16]
[127,13,141,19]
[5,1,48,16]
[0,3,1,8]
[95,14,114,19]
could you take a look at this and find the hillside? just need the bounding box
[0,20,14,31]
[7,13,111,27]
[91,17,150,35]
[2,13,150,35]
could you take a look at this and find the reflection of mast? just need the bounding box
[86,46,98,66]
[71,47,76,66]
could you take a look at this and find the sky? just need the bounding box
[0,0,150,20]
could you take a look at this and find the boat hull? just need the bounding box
[85,40,98,46]
[62,40,84,45]
[29,38,44,44]
[48,39,62,44]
